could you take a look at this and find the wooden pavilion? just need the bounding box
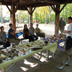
[1,0,72,35]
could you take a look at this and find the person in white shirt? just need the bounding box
[64,17,72,51]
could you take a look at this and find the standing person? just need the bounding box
[59,17,66,33]
[23,24,34,42]
[0,26,10,48]
[35,24,45,38]
[64,17,72,51]
[29,23,38,40]
[8,23,21,45]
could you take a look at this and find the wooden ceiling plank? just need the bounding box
[20,0,60,5]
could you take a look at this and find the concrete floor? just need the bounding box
[3,50,72,72]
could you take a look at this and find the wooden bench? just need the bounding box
[35,48,72,72]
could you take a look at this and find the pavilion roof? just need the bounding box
[1,0,72,10]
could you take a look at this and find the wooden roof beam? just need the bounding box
[20,0,60,5]
[60,4,67,12]
[6,5,12,14]
[25,5,30,14]
[25,5,36,14]
[51,3,67,13]
[14,1,20,13]
[32,7,36,13]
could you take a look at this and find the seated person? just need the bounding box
[0,26,10,48]
[29,23,38,40]
[8,23,21,45]
[23,24,34,42]
[35,24,45,38]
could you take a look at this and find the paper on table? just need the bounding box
[0,41,57,69]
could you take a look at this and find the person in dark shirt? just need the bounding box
[23,24,34,42]
[8,23,21,45]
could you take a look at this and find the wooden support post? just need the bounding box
[29,6,32,25]
[25,5,36,25]
[51,4,67,35]
[55,5,60,35]
[11,3,16,31]
[6,5,12,14]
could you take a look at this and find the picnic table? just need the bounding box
[42,37,66,51]
[42,36,71,70]
[0,40,57,72]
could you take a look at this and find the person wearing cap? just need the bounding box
[35,24,45,38]
[59,17,66,33]
[29,23,38,40]
[64,17,72,51]
[8,23,21,45]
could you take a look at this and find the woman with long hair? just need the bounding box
[23,24,34,42]
[0,26,10,48]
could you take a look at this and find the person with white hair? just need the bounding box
[59,17,66,33]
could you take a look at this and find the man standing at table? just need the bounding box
[59,17,66,33]
[29,23,38,41]
[64,17,72,51]
[8,23,21,45]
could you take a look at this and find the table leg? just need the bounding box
[39,52,42,60]
[2,68,5,72]
[57,61,65,69]
[46,50,49,62]
[53,53,55,59]
[6,62,16,72]
[65,57,70,65]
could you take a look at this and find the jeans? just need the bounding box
[32,35,38,41]
[36,32,45,38]
[0,41,10,48]
[24,35,34,42]
[65,36,72,51]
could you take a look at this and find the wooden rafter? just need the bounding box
[6,5,12,14]
[60,4,67,12]
[20,0,60,5]
[25,5,36,15]
[50,5,56,12]
[14,1,20,13]
[51,4,67,13]
[25,5,30,14]
[32,7,36,13]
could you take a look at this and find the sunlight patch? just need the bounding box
[24,59,38,68]
[20,67,28,71]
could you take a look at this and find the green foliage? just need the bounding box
[60,4,72,22]
[3,4,72,24]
